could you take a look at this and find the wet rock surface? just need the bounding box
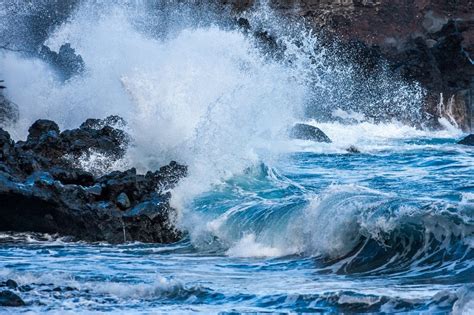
[458,134,474,146]
[0,117,187,243]
[290,123,332,143]
[0,89,18,126]
[0,290,25,307]
[5,280,18,290]
[39,43,85,80]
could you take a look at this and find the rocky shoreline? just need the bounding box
[0,117,187,243]
[0,1,473,245]
[226,0,474,131]
[2,1,472,130]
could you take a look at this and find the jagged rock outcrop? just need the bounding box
[225,0,474,130]
[1,2,84,81]
[0,117,187,243]
[0,82,19,127]
[39,43,85,80]
[290,123,332,142]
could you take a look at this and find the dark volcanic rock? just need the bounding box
[346,145,360,154]
[6,116,130,178]
[458,134,474,146]
[80,115,126,130]
[39,43,85,80]
[0,290,25,307]
[227,0,474,130]
[27,119,60,142]
[0,118,187,243]
[5,280,18,290]
[116,192,131,210]
[290,123,332,143]
[60,124,129,159]
[0,93,19,127]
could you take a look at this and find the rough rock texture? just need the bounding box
[39,43,85,80]
[225,0,474,130]
[458,134,474,145]
[1,0,84,81]
[0,117,187,243]
[0,89,18,127]
[290,123,332,142]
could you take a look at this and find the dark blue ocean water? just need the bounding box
[1,131,473,314]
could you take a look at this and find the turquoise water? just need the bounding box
[1,1,473,312]
[1,134,473,313]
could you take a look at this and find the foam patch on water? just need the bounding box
[91,276,187,299]
[2,268,199,301]
[304,119,463,152]
[226,233,293,258]
[452,286,474,315]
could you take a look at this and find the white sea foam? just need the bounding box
[1,2,304,201]
[92,276,185,299]
[192,182,472,259]
[226,233,293,258]
[0,1,464,257]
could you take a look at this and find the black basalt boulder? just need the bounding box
[458,134,474,146]
[290,123,332,143]
[27,119,60,142]
[80,115,126,130]
[5,279,18,289]
[0,290,25,307]
[346,145,361,153]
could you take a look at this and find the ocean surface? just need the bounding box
[0,1,473,313]
[1,126,474,313]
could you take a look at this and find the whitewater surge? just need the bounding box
[0,0,473,313]
[1,1,308,200]
[0,1,426,193]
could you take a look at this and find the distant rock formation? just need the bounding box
[39,43,85,80]
[226,0,474,131]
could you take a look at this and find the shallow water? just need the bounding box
[1,132,473,314]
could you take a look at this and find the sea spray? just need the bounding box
[0,0,444,251]
[1,1,304,188]
[0,1,472,313]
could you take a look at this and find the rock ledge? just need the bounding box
[0,117,187,243]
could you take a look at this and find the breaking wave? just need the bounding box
[0,1,472,313]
